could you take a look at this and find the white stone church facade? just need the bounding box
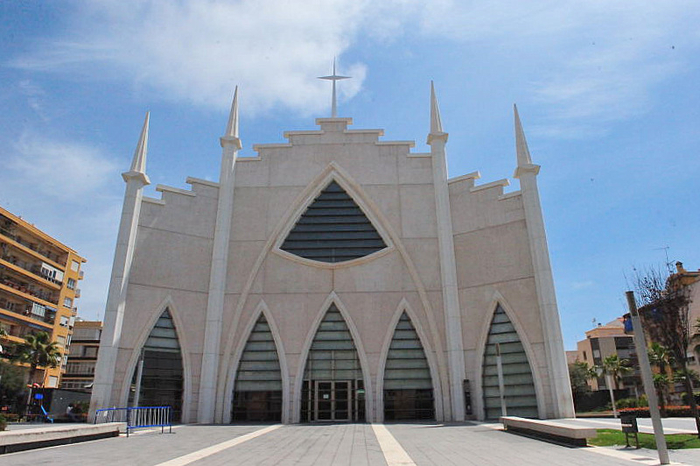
[90,84,575,424]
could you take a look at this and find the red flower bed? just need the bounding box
[619,406,694,417]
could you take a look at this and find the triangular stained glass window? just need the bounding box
[280,181,386,263]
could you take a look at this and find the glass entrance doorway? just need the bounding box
[315,381,349,421]
[300,305,367,422]
[302,379,365,422]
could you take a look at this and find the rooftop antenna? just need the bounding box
[318,58,350,118]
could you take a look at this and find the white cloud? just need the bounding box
[8,0,700,131]
[417,1,700,136]
[571,280,595,291]
[6,134,119,201]
[17,80,48,121]
[11,0,383,116]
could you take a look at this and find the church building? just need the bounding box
[90,80,575,424]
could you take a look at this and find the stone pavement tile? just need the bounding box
[661,447,700,465]
[187,424,387,466]
[4,423,698,466]
[385,423,637,466]
[0,425,268,466]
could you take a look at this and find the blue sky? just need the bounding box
[1,1,698,350]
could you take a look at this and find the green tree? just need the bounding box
[596,354,632,418]
[652,373,671,416]
[14,332,61,386]
[569,361,596,396]
[673,369,700,387]
[633,266,698,437]
[648,342,673,416]
[0,360,27,413]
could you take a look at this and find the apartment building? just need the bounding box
[576,319,640,391]
[671,263,700,373]
[61,320,102,391]
[0,206,85,387]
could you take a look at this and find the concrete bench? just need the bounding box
[501,416,596,447]
[0,422,124,454]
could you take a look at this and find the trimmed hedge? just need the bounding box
[619,406,695,417]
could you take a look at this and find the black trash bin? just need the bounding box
[620,413,639,448]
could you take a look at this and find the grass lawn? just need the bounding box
[590,429,700,449]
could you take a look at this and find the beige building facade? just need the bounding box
[0,206,85,387]
[575,320,639,391]
[90,86,574,423]
[668,263,700,374]
[61,319,102,391]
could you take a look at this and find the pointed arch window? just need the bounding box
[130,309,184,422]
[300,304,365,422]
[231,314,283,422]
[383,312,435,420]
[481,306,538,420]
[281,181,386,263]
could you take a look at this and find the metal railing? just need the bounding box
[94,406,173,437]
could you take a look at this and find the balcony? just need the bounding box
[0,291,58,326]
[0,230,67,270]
[0,273,59,305]
[0,322,38,342]
[74,288,81,298]
[0,298,57,326]
[1,332,27,345]
[0,306,54,334]
[0,224,16,241]
[0,255,62,289]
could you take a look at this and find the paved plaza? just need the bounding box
[1,421,700,466]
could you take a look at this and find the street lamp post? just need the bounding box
[625,291,669,465]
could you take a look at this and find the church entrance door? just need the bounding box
[300,305,366,422]
[313,380,351,421]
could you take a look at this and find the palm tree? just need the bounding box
[648,342,673,416]
[596,354,633,418]
[14,332,61,387]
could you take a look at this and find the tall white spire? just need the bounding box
[318,58,350,118]
[90,110,151,420]
[426,81,465,421]
[221,87,242,150]
[511,104,575,418]
[122,112,151,184]
[513,104,539,179]
[513,104,533,167]
[430,81,443,134]
[199,86,243,423]
[427,81,448,145]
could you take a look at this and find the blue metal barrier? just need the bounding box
[94,406,172,437]
[40,405,54,423]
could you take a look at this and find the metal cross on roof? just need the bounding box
[318,58,351,118]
